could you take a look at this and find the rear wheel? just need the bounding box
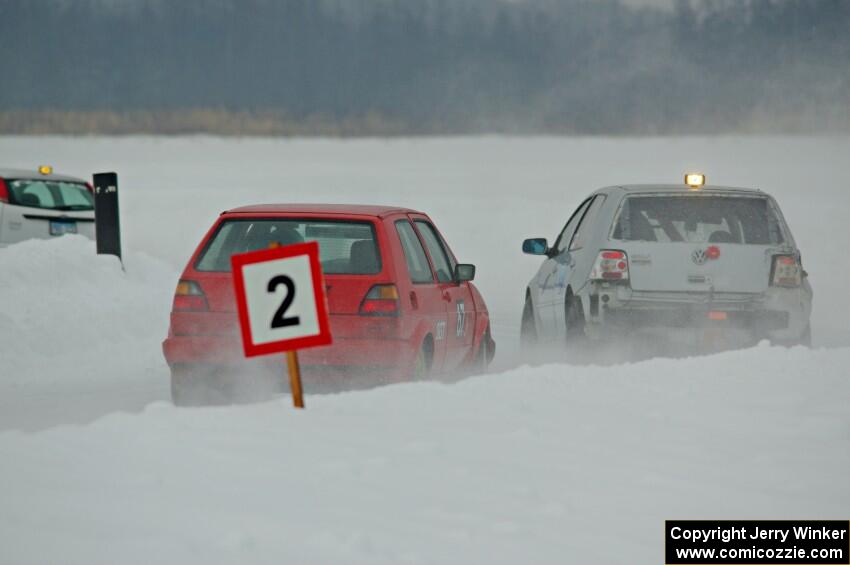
[411,338,433,380]
[471,327,492,374]
[782,323,812,347]
[770,323,813,348]
[799,323,812,347]
[170,374,187,406]
[565,293,587,355]
[170,365,281,406]
[520,295,537,353]
[170,366,203,407]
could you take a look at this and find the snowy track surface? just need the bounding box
[2,345,849,564]
[1,136,849,563]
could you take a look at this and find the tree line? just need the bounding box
[0,0,847,135]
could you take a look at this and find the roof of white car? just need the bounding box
[603,184,762,194]
[0,168,87,183]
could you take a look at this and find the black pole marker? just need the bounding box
[92,172,122,262]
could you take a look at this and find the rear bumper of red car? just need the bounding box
[162,333,417,376]
[165,311,416,367]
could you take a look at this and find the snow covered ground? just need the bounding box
[1,136,848,563]
[3,345,848,565]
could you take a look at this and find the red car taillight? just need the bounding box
[173,280,208,311]
[771,255,802,287]
[0,178,8,203]
[359,284,399,316]
[590,250,629,281]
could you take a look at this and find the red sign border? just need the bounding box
[231,241,332,358]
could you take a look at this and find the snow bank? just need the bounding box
[0,236,173,372]
[0,237,176,428]
[1,344,848,565]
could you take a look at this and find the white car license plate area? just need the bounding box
[49,220,77,236]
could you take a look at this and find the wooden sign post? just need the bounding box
[285,351,304,408]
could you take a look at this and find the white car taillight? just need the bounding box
[771,255,802,287]
[590,250,629,281]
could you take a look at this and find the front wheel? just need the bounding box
[520,295,537,352]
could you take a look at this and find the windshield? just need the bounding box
[7,179,94,211]
[195,218,381,274]
[612,195,785,245]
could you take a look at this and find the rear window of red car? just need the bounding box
[195,218,381,274]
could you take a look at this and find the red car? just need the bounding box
[163,204,495,404]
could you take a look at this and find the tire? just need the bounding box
[170,365,260,406]
[170,365,223,406]
[170,378,184,406]
[799,323,812,347]
[472,327,492,374]
[520,295,537,352]
[170,366,196,407]
[411,339,432,380]
[565,293,587,353]
[771,323,812,348]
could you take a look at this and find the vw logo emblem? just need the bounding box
[691,248,707,265]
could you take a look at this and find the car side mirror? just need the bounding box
[522,238,549,256]
[454,263,476,283]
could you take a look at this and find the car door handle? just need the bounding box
[409,291,419,310]
[442,291,452,302]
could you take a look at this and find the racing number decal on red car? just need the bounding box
[435,321,446,340]
[456,300,466,337]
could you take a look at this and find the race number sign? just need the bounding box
[231,241,332,357]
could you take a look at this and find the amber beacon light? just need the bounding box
[684,172,706,189]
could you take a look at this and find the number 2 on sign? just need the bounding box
[268,275,300,328]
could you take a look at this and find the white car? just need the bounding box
[521,174,813,354]
[0,166,95,246]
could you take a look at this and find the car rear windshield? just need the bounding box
[195,218,381,274]
[611,195,785,245]
[6,179,93,211]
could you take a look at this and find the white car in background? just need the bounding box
[0,166,95,246]
[521,174,813,355]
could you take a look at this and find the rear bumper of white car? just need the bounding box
[0,202,95,246]
[584,284,812,344]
